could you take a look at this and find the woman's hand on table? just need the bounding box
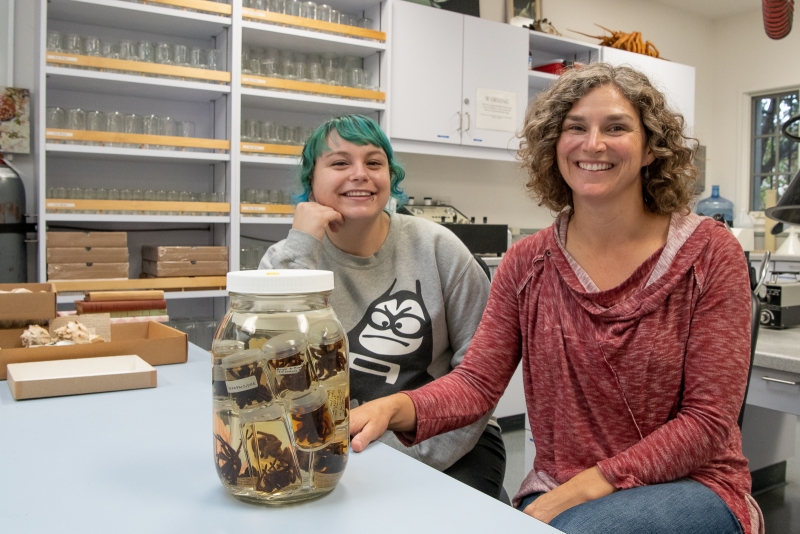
[292,201,344,241]
[350,393,417,453]
[523,466,616,524]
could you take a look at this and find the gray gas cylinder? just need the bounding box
[0,161,27,282]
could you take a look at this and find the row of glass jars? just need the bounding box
[47,32,222,73]
[212,320,349,501]
[243,0,372,30]
[242,48,377,92]
[46,107,207,151]
[45,188,227,215]
[241,120,313,146]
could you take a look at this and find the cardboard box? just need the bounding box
[47,231,127,248]
[47,247,129,263]
[7,355,157,400]
[0,283,57,322]
[141,260,228,277]
[142,246,228,262]
[0,321,187,380]
[48,263,129,280]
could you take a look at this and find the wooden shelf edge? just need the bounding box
[240,203,295,214]
[46,129,230,150]
[242,8,385,42]
[51,276,229,293]
[241,74,385,101]
[45,52,231,83]
[142,0,233,16]
[45,199,230,213]
[240,142,302,156]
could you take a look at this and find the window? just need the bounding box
[751,91,800,211]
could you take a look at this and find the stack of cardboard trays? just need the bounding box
[47,232,129,280]
[141,246,228,277]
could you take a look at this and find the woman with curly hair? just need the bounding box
[350,63,763,533]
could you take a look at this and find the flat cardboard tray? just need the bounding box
[48,262,129,281]
[0,321,187,380]
[141,259,228,277]
[141,246,229,262]
[51,276,227,293]
[47,231,127,248]
[7,355,157,400]
[47,247,130,263]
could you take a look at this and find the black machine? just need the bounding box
[398,202,508,256]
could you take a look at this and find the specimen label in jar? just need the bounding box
[323,382,349,426]
[313,439,349,489]
[224,361,273,409]
[268,352,313,395]
[243,418,302,495]
[309,338,347,381]
[290,403,335,450]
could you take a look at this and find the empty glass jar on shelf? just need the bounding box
[212,270,350,504]
[46,30,223,80]
[241,46,380,99]
[45,187,227,216]
[45,106,207,152]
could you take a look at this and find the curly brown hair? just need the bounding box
[519,62,697,214]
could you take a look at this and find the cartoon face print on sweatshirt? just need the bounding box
[348,280,434,404]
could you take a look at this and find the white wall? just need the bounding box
[710,8,800,214]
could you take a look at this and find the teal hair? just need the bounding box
[293,115,406,204]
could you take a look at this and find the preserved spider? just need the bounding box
[214,433,243,485]
[308,338,347,381]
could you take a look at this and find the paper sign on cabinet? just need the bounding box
[475,88,516,133]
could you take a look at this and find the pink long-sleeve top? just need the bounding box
[399,212,763,534]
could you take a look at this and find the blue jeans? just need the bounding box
[517,479,743,534]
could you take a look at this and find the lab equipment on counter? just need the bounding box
[398,201,508,255]
[760,281,800,328]
[212,270,349,503]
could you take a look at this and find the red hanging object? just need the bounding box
[763,0,794,39]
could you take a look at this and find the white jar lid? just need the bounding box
[227,269,334,295]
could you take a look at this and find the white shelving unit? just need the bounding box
[34,0,388,303]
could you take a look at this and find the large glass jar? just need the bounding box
[212,270,349,504]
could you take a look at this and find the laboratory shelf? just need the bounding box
[43,214,231,224]
[239,217,294,225]
[45,144,230,164]
[56,289,227,304]
[528,30,601,63]
[528,70,558,92]
[241,87,385,114]
[240,154,301,167]
[47,0,231,40]
[46,67,231,102]
[241,20,385,58]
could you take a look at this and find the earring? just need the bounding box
[644,166,650,180]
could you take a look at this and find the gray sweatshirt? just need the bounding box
[259,213,493,470]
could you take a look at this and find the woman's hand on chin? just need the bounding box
[350,394,417,453]
[292,201,344,241]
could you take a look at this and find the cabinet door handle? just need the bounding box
[457,111,463,133]
[762,376,800,386]
[465,112,471,131]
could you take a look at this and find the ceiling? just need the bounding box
[643,0,760,20]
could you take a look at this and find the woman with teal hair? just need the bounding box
[259,114,507,499]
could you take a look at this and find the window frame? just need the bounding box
[750,90,800,212]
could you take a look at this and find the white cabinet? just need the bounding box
[389,1,528,152]
[601,47,695,135]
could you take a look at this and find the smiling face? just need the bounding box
[310,132,391,222]
[556,84,655,207]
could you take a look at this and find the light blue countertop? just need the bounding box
[0,344,556,534]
